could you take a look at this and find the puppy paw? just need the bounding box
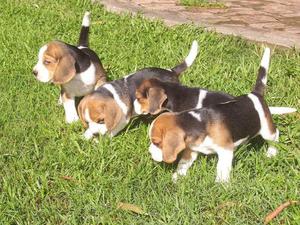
[66,114,79,124]
[172,172,179,183]
[266,146,277,158]
[172,170,186,183]
[215,176,230,183]
[83,130,93,140]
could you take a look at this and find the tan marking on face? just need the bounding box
[136,79,167,115]
[42,41,76,84]
[150,113,186,163]
[135,90,150,113]
[207,121,234,150]
[78,93,123,132]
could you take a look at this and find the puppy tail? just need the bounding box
[78,11,91,48]
[269,106,297,115]
[252,47,270,96]
[171,40,198,76]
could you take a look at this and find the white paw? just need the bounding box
[66,114,79,123]
[172,170,187,183]
[215,175,230,183]
[172,172,179,183]
[83,129,93,140]
[93,138,99,143]
[266,146,277,158]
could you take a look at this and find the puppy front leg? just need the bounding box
[172,149,198,182]
[62,93,79,123]
[215,148,234,183]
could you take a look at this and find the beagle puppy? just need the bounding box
[148,48,293,183]
[134,78,233,115]
[33,12,106,123]
[78,41,199,139]
[134,76,296,116]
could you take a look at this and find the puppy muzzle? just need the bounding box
[133,99,147,115]
[33,64,52,83]
[149,143,163,162]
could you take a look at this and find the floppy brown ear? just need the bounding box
[162,130,186,163]
[52,53,76,84]
[148,87,167,114]
[103,100,123,132]
[78,97,88,128]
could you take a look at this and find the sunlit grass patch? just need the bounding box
[180,0,226,8]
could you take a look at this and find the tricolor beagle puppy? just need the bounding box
[134,78,233,115]
[148,48,294,183]
[134,76,296,116]
[78,41,199,139]
[33,12,106,123]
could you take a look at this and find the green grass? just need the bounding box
[0,0,299,224]
[180,0,226,8]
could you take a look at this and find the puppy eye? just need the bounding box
[153,141,160,146]
[97,119,104,124]
[44,60,51,65]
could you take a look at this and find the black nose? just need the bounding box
[33,70,38,76]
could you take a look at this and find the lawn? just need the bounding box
[0,0,299,224]
[180,0,226,8]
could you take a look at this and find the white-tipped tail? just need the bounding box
[185,40,198,67]
[269,106,297,115]
[261,47,270,85]
[82,11,91,27]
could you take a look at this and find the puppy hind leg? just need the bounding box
[215,148,234,183]
[172,148,198,183]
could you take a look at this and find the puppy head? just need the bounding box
[78,93,124,135]
[134,79,167,115]
[148,113,186,163]
[33,41,76,84]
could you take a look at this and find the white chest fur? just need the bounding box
[63,63,96,97]
[189,136,216,155]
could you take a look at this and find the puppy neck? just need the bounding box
[63,42,91,74]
